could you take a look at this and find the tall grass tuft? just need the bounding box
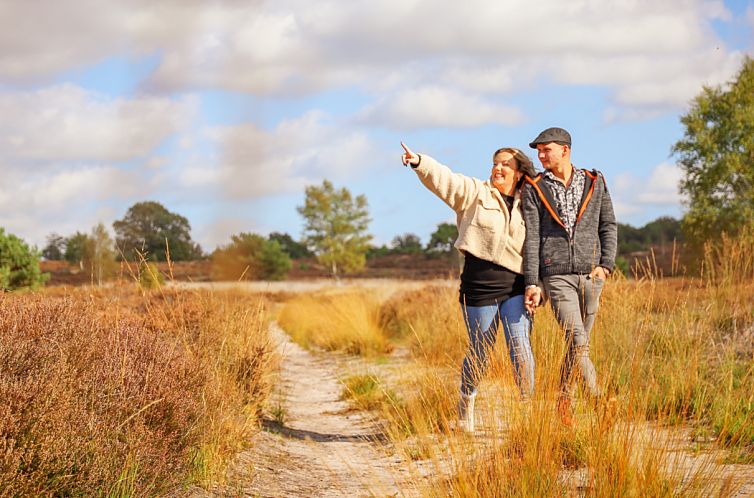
[278,291,392,356]
[379,285,467,365]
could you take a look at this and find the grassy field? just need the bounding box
[3,231,752,496]
[0,285,275,496]
[278,233,754,496]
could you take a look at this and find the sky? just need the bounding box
[1,0,752,252]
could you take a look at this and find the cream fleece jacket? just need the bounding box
[412,154,525,274]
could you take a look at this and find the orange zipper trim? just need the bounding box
[525,176,566,230]
[577,170,598,224]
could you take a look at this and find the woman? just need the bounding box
[401,142,537,433]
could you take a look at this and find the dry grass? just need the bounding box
[379,285,467,365]
[0,285,274,496]
[277,290,392,356]
[319,233,754,495]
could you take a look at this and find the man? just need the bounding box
[521,127,617,426]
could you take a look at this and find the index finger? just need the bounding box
[400,141,412,157]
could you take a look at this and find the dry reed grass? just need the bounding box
[0,285,274,496]
[379,285,467,365]
[277,291,392,356]
[326,233,754,495]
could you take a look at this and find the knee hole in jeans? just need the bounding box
[574,344,590,357]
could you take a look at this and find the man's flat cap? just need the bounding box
[529,127,571,148]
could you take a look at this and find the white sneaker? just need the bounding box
[458,393,476,433]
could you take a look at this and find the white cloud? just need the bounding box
[358,86,524,129]
[194,217,264,252]
[636,163,684,205]
[440,63,518,94]
[0,83,195,246]
[612,162,684,220]
[602,106,667,124]
[204,111,378,198]
[0,165,139,209]
[0,163,143,245]
[146,156,169,169]
[0,0,741,118]
[143,0,738,106]
[610,51,745,108]
[35,169,124,206]
[0,85,196,162]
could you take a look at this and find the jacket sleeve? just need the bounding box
[598,175,618,271]
[521,183,541,287]
[411,154,481,213]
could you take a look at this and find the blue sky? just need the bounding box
[1,0,752,251]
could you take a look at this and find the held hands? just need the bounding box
[401,142,420,167]
[524,286,542,315]
[589,266,609,281]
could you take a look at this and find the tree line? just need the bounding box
[33,190,682,286]
[27,179,463,286]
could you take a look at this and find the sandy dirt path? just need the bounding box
[231,322,416,498]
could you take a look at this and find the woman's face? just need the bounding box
[491,151,522,191]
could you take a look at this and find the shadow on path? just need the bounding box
[261,418,388,444]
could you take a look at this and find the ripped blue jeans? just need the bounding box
[460,294,535,398]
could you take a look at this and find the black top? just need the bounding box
[458,195,525,307]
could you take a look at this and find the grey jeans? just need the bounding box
[543,274,604,400]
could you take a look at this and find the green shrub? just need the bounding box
[0,228,48,290]
[139,262,164,289]
[211,233,291,281]
[259,240,292,280]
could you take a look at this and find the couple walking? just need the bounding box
[400,127,617,431]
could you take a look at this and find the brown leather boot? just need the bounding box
[557,396,576,428]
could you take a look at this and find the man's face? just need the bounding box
[536,142,567,170]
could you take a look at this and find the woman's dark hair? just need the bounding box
[492,147,538,187]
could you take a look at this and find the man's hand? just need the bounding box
[524,286,542,315]
[401,142,420,167]
[589,266,609,281]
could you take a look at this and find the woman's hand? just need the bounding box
[524,286,542,315]
[401,142,420,167]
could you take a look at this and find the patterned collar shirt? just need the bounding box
[543,168,585,238]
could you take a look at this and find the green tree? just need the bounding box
[672,56,754,245]
[391,233,423,254]
[366,244,390,259]
[617,223,645,254]
[617,217,683,255]
[42,233,66,260]
[268,232,312,259]
[426,222,458,255]
[65,231,89,269]
[0,228,48,290]
[211,232,291,281]
[297,180,372,278]
[642,216,683,245]
[84,223,118,286]
[113,201,202,261]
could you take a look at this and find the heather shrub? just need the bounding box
[0,288,272,495]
